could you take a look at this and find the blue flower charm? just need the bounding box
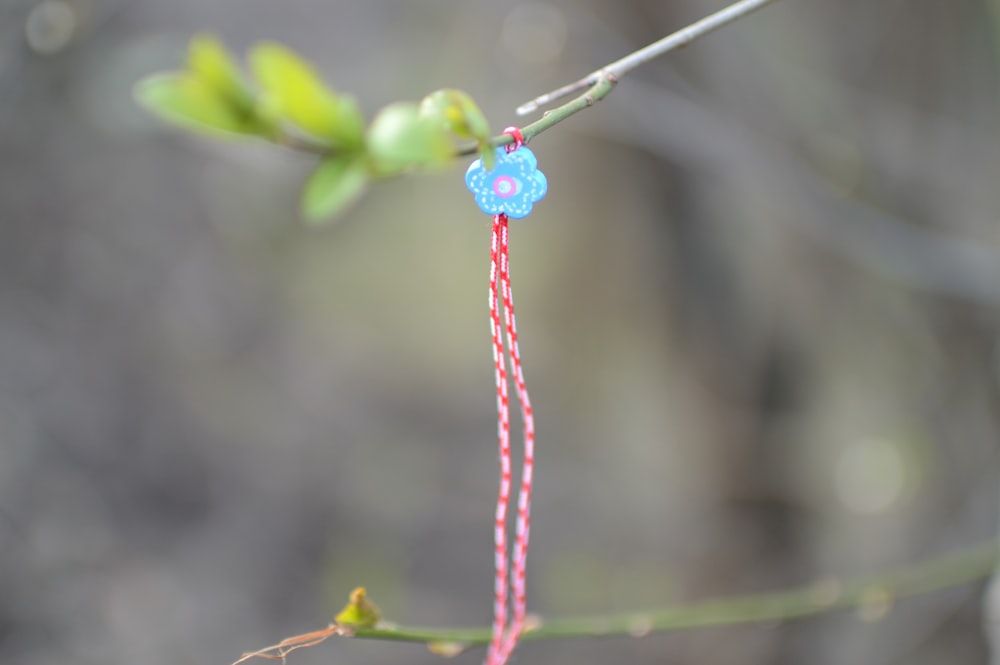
[465,147,547,219]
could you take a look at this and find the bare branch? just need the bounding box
[234,541,997,660]
[516,0,779,116]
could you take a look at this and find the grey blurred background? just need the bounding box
[3,0,1000,663]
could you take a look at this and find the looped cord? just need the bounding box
[502,126,525,153]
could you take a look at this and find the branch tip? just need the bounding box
[231,541,996,660]
[514,0,774,120]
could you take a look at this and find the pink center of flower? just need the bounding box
[493,176,517,198]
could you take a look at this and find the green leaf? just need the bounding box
[334,94,367,151]
[419,89,490,141]
[249,42,362,148]
[187,34,253,112]
[301,155,369,222]
[134,73,258,137]
[366,102,453,174]
[334,587,381,628]
[419,89,493,169]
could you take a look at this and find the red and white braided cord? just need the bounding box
[485,212,536,665]
[485,127,536,665]
[486,212,512,665]
[497,213,535,663]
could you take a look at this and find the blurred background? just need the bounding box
[3,0,1000,663]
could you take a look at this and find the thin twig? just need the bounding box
[333,541,995,653]
[277,0,777,159]
[461,0,777,156]
[515,0,779,116]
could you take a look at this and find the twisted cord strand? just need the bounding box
[485,213,513,665]
[497,213,536,663]
[486,127,535,665]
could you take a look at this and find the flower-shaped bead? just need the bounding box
[465,147,547,219]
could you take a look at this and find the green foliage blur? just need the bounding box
[135,35,495,222]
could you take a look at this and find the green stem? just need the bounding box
[510,73,618,146]
[280,0,777,159]
[462,0,778,155]
[516,0,779,116]
[456,74,617,156]
[350,541,997,651]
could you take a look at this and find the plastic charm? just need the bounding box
[465,147,547,219]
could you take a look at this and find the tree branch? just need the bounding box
[490,0,779,151]
[345,540,996,652]
[263,0,777,160]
